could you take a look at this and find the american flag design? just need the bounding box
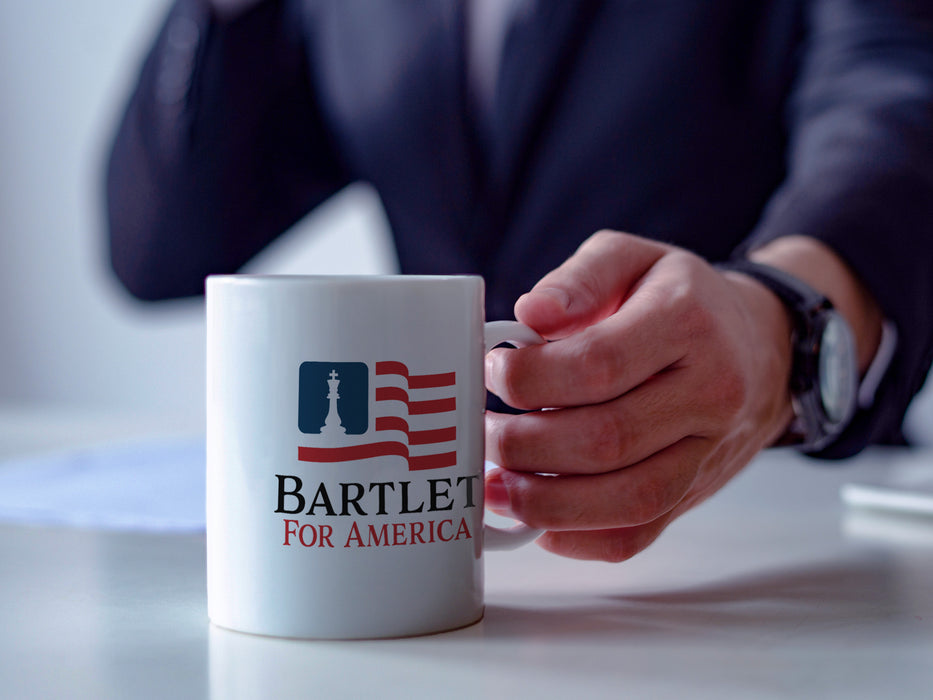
[297,361,457,471]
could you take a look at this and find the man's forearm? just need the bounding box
[107,0,347,299]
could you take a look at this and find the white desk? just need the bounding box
[1,412,932,699]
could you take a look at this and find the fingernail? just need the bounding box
[484,471,513,514]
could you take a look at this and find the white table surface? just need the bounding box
[1,407,932,699]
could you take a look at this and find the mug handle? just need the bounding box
[482,321,546,551]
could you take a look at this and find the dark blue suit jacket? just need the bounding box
[107,0,933,457]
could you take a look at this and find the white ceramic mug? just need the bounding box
[206,274,543,639]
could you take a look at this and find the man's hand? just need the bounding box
[483,231,798,562]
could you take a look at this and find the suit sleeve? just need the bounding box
[738,0,933,457]
[105,0,351,300]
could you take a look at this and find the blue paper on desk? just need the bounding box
[0,438,206,532]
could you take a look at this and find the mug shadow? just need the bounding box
[207,558,910,697]
[474,558,905,642]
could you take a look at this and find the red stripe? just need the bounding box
[298,443,455,470]
[298,442,407,463]
[409,397,456,414]
[375,361,407,377]
[375,386,408,403]
[408,426,457,445]
[375,416,409,433]
[408,452,457,470]
[408,372,456,389]
[375,361,456,389]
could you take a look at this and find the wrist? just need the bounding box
[718,256,860,451]
[720,267,796,445]
[747,236,883,375]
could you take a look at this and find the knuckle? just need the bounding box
[627,476,685,525]
[511,476,590,532]
[543,531,641,563]
[681,299,717,342]
[573,333,623,395]
[657,253,717,339]
[574,267,605,309]
[585,229,624,249]
[501,474,535,525]
[625,489,665,525]
[599,534,642,563]
[491,417,523,469]
[488,349,533,409]
[584,229,650,255]
[664,250,708,311]
[583,410,628,468]
[710,366,748,424]
[601,518,670,562]
[572,230,629,298]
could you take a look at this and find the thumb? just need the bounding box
[514,231,669,339]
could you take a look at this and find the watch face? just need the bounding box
[818,313,857,426]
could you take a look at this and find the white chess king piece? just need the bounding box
[320,369,347,436]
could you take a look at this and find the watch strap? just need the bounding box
[716,259,831,323]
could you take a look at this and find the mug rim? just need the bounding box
[206,273,483,289]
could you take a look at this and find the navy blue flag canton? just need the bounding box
[298,362,368,435]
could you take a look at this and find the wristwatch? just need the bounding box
[718,259,858,452]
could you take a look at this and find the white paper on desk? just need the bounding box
[0,438,205,532]
[840,448,933,523]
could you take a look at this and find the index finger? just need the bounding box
[514,231,670,339]
[486,277,689,410]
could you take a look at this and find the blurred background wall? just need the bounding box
[0,0,396,437]
[0,0,928,442]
